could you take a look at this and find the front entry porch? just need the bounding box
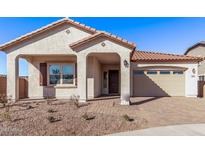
[7,51,131,105]
[86,53,121,99]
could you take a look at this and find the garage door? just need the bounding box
[133,70,185,96]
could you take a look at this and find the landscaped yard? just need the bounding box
[1,97,205,135]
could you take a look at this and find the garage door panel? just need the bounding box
[133,71,185,97]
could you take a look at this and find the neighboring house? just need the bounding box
[185,41,205,81]
[0,18,202,105]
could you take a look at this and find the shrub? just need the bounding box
[82,113,95,120]
[70,95,80,108]
[48,109,57,113]
[47,116,61,123]
[0,95,12,121]
[45,96,53,105]
[1,112,12,121]
[0,94,12,108]
[26,105,35,110]
[122,114,134,122]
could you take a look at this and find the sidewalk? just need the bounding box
[111,124,205,136]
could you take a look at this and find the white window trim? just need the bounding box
[47,63,76,87]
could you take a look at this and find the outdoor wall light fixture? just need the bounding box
[124,60,129,68]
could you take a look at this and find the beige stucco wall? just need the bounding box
[6,23,132,105]
[27,56,77,99]
[76,38,131,104]
[186,46,205,75]
[87,56,102,99]
[6,24,91,100]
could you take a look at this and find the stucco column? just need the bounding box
[77,54,87,103]
[7,54,19,101]
[120,53,131,105]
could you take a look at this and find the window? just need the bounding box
[49,63,75,85]
[134,70,144,75]
[173,71,184,75]
[147,71,157,75]
[160,71,170,75]
[62,64,74,84]
[49,64,60,84]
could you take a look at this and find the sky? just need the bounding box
[1,17,205,76]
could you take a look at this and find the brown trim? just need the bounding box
[131,59,202,63]
[40,63,47,86]
[75,63,77,86]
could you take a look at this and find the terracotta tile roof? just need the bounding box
[69,31,136,49]
[0,18,97,51]
[131,50,203,62]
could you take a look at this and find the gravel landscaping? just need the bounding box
[0,97,205,136]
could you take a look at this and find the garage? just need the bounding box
[133,68,185,97]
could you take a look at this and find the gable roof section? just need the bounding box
[0,18,136,51]
[184,41,205,55]
[0,18,98,51]
[131,50,203,63]
[69,31,136,49]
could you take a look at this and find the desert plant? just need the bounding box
[0,94,12,121]
[26,105,35,110]
[48,109,57,113]
[45,96,52,105]
[70,95,80,108]
[0,94,12,108]
[82,113,95,120]
[47,116,61,123]
[122,114,134,122]
[1,112,12,121]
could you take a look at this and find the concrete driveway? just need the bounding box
[111,124,205,136]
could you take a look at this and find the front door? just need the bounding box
[109,70,119,94]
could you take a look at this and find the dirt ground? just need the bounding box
[0,97,205,136]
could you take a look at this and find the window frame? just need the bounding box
[47,63,76,86]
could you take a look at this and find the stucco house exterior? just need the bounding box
[0,18,203,105]
[185,41,205,81]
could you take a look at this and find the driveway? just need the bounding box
[88,97,205,131]
[111,124,205,136]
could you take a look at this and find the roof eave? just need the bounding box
[131,59,203,63]
[70,33,136,50]
[0,18,97,51]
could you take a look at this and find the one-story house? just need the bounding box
[0,18,203,105]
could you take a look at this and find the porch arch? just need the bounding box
[86,52,121,99]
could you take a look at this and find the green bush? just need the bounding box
[122,114,134,122]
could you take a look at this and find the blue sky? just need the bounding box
[1,17,205,76]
